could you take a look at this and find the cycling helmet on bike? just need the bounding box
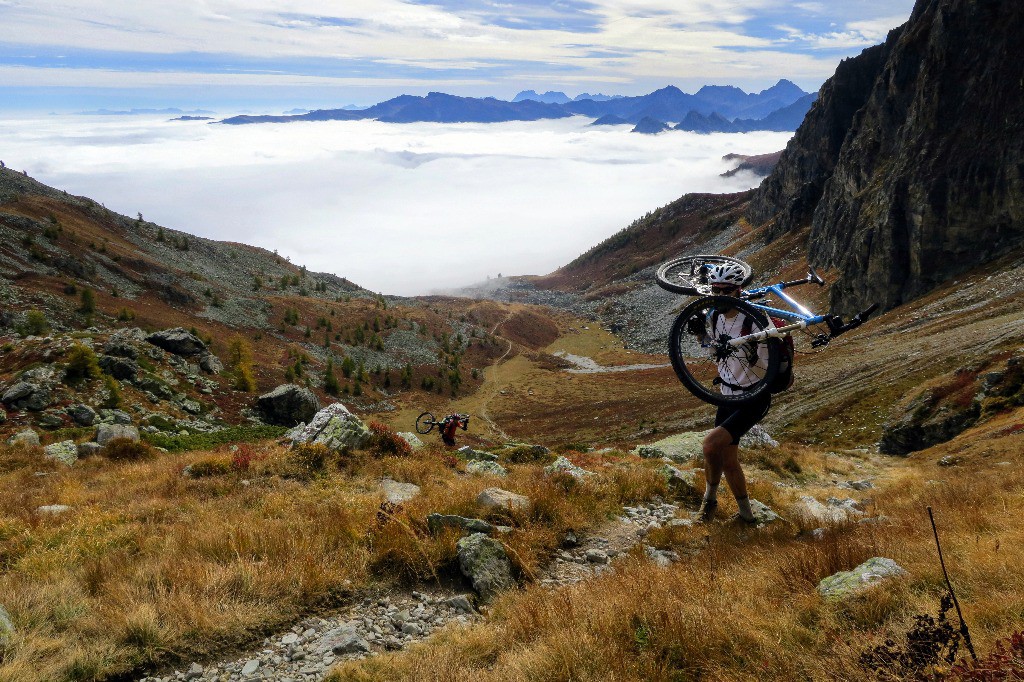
[707,262,746,286]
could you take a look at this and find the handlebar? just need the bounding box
[814,303,880,347]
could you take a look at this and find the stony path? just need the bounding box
[551,350,670,374]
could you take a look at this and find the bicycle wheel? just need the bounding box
[655,255,753,295]
[415,412,436,434]
[668,295,780,406]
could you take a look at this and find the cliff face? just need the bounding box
[749,0,1024,316]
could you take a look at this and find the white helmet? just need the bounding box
[707,262,746,286]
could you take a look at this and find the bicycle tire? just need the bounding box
[655,255,753,295]
[415,412,436,434]
[668,295,780,406]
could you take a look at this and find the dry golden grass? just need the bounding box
[0,440,666,681]
[330,412,1024,682]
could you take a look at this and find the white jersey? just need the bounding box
[713,311,770,395]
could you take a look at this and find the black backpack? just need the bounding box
[709,310,794,393]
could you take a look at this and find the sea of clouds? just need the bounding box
[0,114,792,296]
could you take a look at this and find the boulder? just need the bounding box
[381,479,421,505]
[658,465,700,495]
[256,384,321,427]
[288,401,368,449]
[66,404,97,426]
[145,328,207,356]
[544,455,592,480]
[43,440,78,466]
[0,603,14,646]
[37,412,65,429]
[477,487,530,512]
[397,432,424,450]
[99,409,133,425]
[635,432,709,463]
[98,355,140,381]
[1,381,34,405]
[427,513,495,535]
[749,499,781,525]
[319,625,371,655]
[76,442,103,458]
[444,594,476,613]
[198,353,223,374]
[457,445,498,462]
[742,424,779,448]
[1,382,51,411]
[457,533,515,601]
[817,557,907,599]
[102,340,138,359]
[794,496,864,525]
[466,460,508,477]
[7,429,40,447]
[96,424,140,446]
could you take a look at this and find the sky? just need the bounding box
[1,115,791,294]
[0,0,916,112]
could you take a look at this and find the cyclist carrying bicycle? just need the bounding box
[440,413,469,446]
[691,262,769,524]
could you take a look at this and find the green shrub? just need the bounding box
[63,344,101,383]
[101,375,123,408]
[187,457,233,477]
[79,288,96,315]
[25,309,48,335]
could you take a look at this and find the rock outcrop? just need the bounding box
[288,402,369,450]
[456,533,515,601]
[146,328,207,356]
[749,0,1024,316]
[256,384,321,427]
[817,557,907,599]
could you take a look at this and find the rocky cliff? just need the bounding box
[748,0,1024,316]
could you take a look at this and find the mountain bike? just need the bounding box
[415,412,470,435]
[655,254,878,406]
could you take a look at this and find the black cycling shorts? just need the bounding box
[715,393,772,445]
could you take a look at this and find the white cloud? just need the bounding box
[0,114,792,295]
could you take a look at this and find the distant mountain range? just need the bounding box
[512,90,622,104]
[220,80,815,131]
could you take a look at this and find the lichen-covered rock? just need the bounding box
[66,404,97,426]
[749,499,781,525]
[457,445,498,462]
[427,514,495,535]
[256,384,321,427]
[817,557,907,599]
[794,496,864,525]
[742,424,778,448]
[658,465,699,496]
[98,355,140,381]
[457,533,515,601]
[43,440,78,466]
[96,424,140,446]
[543,456,592,480]
[146,328,207,356]
[635,432,709,463]
[37,411,65,430]
[381,479,421,505]
[288,401,368,450]
[198,353,223,374]
[7,429,40,447]
[1,382,51,411]
[397,432,424,450]
[466,460,508,477]
[98,409,133,425]
[476,487,530,512]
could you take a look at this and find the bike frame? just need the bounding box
[725,280,828,347]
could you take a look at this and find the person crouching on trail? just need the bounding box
[693,263,770,525]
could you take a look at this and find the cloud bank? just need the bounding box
[0,114,792,295]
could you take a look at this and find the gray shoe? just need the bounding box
[695,498,718,523]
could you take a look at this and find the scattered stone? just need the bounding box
[476,487,530,512]
[585,549,609,564]
[286,401,367,446]
[397,432,424,450]
[457,446,498,462]
[794,496,864,524]
[381,479,421,505]
[427,514,495,535]
[7,429,40,447]
[644,545,680,567]
[179,398,202,415]
[98,355,139,381]
[658,464,699,494]
[749,499,781,525]
[37,412,65,429]
[840,480,874,491]
[817,557,907,599]
[938,455,961,467]
[43,440,78,466]
[66,404,97,426]
[198,353,223,374]
[36,504,72,515]
[544,455,592,480]
[96,423,140,446]
[240,658,259,675]
[146,328,208,356]
[466,460,508,477]
[457,533,515,601]
[184,662,204,680]
[99,409,132,424]
[320,625,371,655]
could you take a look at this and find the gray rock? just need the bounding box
[817,557,907,599]
[288,401,368,449]
[544,455,592,480]
[99,409,133,425]
[585,549,609,564]
[66,404,97,426]
[198,353,223,374]
[635,432,709,463]
[794,496,863,524]
[742,424,778,448]
[184,662,203,680]
[257,384,322,427]
[466,460,508,477]
[319,625,371,655]
[2,382,52,412]
[645,545,680,567]
[240,659,259,675]
[397,432,424,450]
[445,594,476,613]
[36,504,72,515]
[658,465,699,494]
[146,328,207,356]
[457,533,515,601]
[95,423,140,446]
[37,411,65,429]
[457,445,498,462]
[381,479,421,505]
[98,355,139,381]
[179,399,202,415]
[635,445,666,459]
[2,382,34,404]
[427,513,495,535]
[102,340,139,359]
[749,499,781,525]
[7,429,40,447]
[476,487,530,512]
[43,440,78,466]
[76,442,103,458]
[0,604,14,646]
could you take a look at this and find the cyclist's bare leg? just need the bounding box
[700,426,750,520]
